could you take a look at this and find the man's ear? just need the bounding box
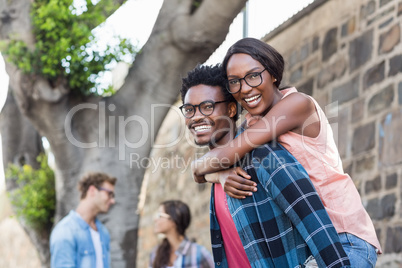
[88,185,97,196]
[227,102,237,119]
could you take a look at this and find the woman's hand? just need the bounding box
[192,159,258,199]
[217,167,257,199]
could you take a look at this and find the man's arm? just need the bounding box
[50,228,77,268]
[252,142,351,268]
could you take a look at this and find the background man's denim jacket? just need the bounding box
[50,210,111,268]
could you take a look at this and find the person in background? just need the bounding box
[50,172,117,268]
[149,200,214,268]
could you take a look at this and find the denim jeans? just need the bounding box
[339,232,377,268]
[304,233,377,268]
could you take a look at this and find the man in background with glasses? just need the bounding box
[180,64,350,267]
[50,172,117,268]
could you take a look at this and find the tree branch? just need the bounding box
[32,77,69,103]
[85,0,127,28]
[0,0,35,47]
[171,0,247,53]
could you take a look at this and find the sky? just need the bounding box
[0,0,314,190]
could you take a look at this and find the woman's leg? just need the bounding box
[339,233,377,268]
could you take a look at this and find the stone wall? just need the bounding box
[138,0,402,266]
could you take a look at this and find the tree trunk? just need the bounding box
[0,0,247,266]
[0,89,49,267]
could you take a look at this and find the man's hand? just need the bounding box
[219,167,257,199]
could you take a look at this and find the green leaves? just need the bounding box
[6,154,55,231]
[4,40,35,72]
[2,0,136,96]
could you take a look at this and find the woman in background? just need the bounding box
[150,200,214,268]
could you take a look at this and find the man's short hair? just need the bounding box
[181,64,239,121]
[78,172,117,199]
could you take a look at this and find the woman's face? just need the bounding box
[153,206,176,235]
[226,53,279,116]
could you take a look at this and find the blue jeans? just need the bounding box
[339,233,378,268]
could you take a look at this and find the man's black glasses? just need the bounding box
[227,68,267,94]
[97,186,115,199]
[179,100,229,118]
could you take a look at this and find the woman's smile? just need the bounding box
[243,94,262,107]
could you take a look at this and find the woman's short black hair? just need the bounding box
[222,37,285,89]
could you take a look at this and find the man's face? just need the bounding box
[94,182,115,214]
[183,84,235,147]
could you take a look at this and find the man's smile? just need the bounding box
[194,124,212,133]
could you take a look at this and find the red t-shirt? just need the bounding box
[214,183,251,267]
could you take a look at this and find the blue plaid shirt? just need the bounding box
[149,238,214,268]
[210,138,351,267]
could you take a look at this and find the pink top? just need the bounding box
[214,183,251,267]
[271,87,381,252]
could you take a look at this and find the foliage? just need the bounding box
[5,154,56,231]
[2,0,136,96]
